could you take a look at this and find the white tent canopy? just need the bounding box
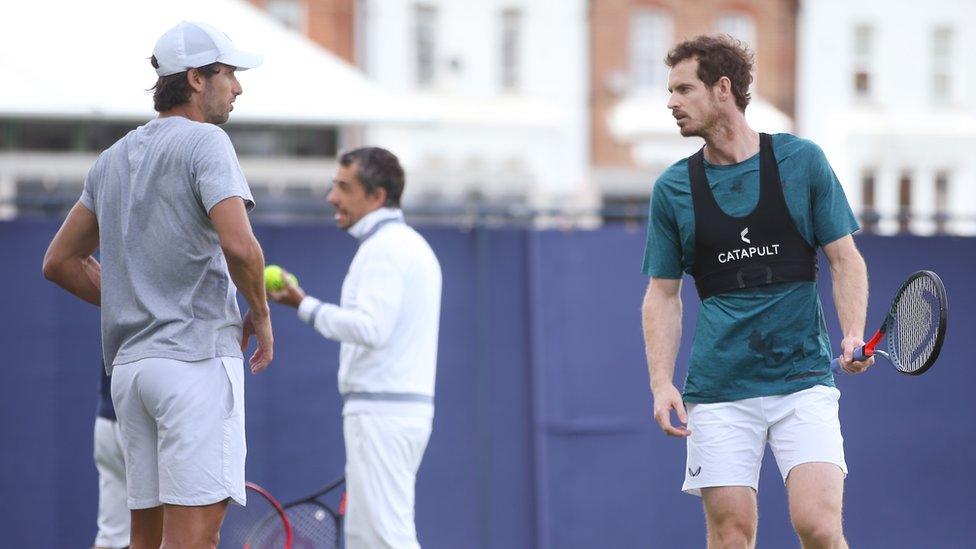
[0,0,421,125]
[608,91,794,139]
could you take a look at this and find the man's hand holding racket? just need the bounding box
[653,384,692,438]
[837,335,875,374]
[831,270,947,377]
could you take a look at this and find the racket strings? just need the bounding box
[889,276,942,373]
[220,489,289,549]
[286,501,340,549]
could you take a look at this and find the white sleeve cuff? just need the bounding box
[297,296,324,325]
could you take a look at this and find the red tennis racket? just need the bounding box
[220,481,293,549]
[281,476,347,549]
[832,270,947,375]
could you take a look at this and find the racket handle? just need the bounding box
[830,346,869,373]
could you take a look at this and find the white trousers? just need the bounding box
[93,417,130,548]
[343,414,432,549]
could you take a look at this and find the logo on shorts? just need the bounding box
[688,466,702,477]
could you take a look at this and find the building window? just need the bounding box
[853,25,874,99]
[935,170,950,233]
[932,26,953,104]
[500,8,522,90]
[0,119,340,158]
[266,0,307,32]
[715,12,756,88]
[629,8,672,92]
[223,125,339,157]
[898,171,912,233]
[715,11,756,51]
[861,169,878,232]
[415,5,438,87]
[0,120,133,153]
[854,72,871,94]
[86,123,137,152]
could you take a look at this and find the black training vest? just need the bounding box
[689,133,816,299]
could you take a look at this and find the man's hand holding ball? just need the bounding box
[264,264,305,308]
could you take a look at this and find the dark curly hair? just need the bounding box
[149,56,222,112]
[339,147,405,207]
[666,35,754,112]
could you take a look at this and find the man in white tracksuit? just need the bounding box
[94,365,129,549]
[269,147,441,549]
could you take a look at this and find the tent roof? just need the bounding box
[0,0,420,125]
[609,92,794,139]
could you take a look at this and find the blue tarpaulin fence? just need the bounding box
[2,219,973,548]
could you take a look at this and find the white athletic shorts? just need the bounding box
[93,417,130,548]
[344,413,432,549]
[682,384,847,496]
[111,356,246,509]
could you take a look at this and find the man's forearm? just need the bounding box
[42,201,101,306]
[830,251,869,338]
[643,285,683,391]
[225,237,269,317]
[44,256,101,306]
[298,296,396,348]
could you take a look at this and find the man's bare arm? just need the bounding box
[823,234,873,374]
[42,202,101,306]
[210,197,273,372]
[642,277,690,437]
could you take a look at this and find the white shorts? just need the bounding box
[344,413,432,549]
[93,417,130,548]
[111,356,246,509]
[682,384,847,496]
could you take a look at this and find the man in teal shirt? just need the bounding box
[642,35,874,549]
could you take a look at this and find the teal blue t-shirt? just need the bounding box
[642,133,860,403]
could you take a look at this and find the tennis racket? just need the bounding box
[220,482,293,549]
[282,476,347,549]
[831,270,947,375]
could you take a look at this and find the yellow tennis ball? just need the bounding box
[264,265,299,292]
[264,265,284,291]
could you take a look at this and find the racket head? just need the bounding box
[285,501,341,549]
[220,482,293,549]
[885,270,947,376]
[282,476,345,549]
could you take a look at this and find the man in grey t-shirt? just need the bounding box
[43,21,273,548]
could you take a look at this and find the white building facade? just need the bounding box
[356,0,593,214]
[797,0,976,235]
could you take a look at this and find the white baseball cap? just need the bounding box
[152,21,263,77]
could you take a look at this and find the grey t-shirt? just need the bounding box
[80,116,254,372]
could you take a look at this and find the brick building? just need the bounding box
[590,0,798,210]
[247,0,357,63]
